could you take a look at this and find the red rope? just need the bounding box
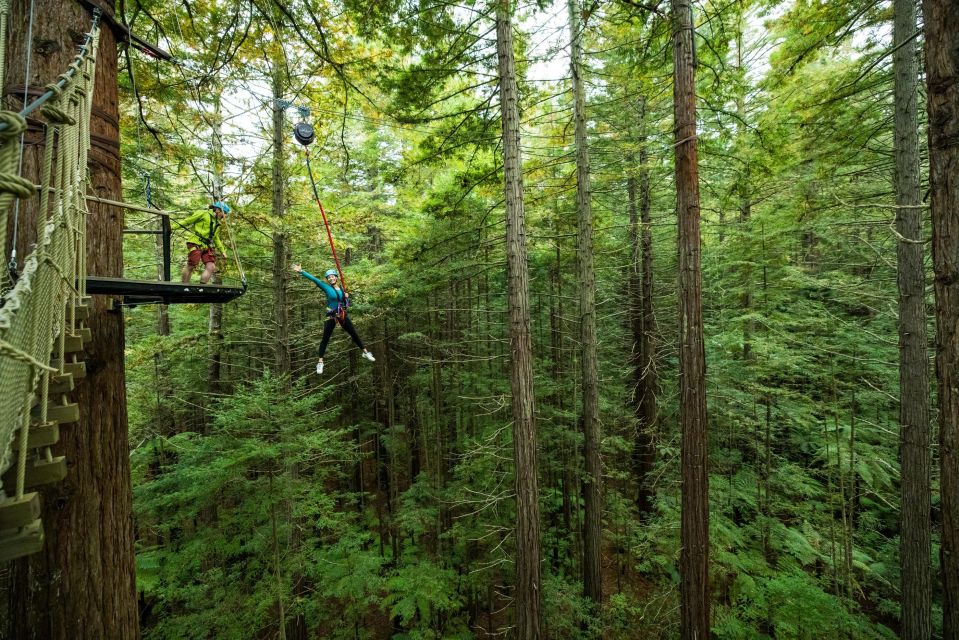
[305,148,346,292]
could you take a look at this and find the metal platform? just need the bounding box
[85,277,246,305]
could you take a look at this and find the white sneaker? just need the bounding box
[316,361,324,374]
[362,351,375,362]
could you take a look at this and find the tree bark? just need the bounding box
[5,1,139,637]
[894,0,931,635]
[672,1,710,637]
[629,97,657,517]
[638,109,658,515]
[735,19,753,362]
[567,0,602,610]
[207,97,224,397]
[271,64,290,379]
[495,2,542,637]
[921,1,959,636]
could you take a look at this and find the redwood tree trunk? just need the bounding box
[672,0,710,637]
[630,96,657,517]
[922,1,959,636]
[567,0,602,610]
[495,1,542,637]
[5,1,139,637]
[207,97,224,397]
[271,64,290,379]
[894,0,931,635]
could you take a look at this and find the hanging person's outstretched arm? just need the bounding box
[292,264,335,297]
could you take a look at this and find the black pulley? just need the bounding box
[293,121,315,146]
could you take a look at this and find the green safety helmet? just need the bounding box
[210,201,231,214]
[324,269,338,278]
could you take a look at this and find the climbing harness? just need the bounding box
[202,210,221,247]
[290,106,347,292]
[322,276,348,323]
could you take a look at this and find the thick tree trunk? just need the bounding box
[672,1,710,638]
[208,292,223,396]
[495,2,542,637]
[567,0,602,610]
[894,0,931,635]
[5,1,139,637]
[638,123,657,443]
[272,66,290,379]
[207,99,224,397]
[735,22,753,362]
[629,97,657,517]
[921,1,959,636]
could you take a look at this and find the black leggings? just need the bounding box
[318,314,365,358]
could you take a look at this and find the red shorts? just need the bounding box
[187,243,216,268]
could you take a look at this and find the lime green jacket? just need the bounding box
[179,210,228,256]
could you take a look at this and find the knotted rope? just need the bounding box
[0,14,100,491]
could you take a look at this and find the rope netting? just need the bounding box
[0,13,100,492]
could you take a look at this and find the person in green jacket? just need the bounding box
[179,201,230,284]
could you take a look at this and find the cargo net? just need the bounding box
[0,11,100,496]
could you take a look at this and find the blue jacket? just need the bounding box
[300,270,347,312]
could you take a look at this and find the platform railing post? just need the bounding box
[161,215,171,281]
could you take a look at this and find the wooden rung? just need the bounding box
[29,457,67,487]
[0,520,44,563]
[31,403,79,426]
[58,327,91,354]
[0,493,40,529]
[71,305,90,321]
[48,361,87,380]
[62,334,84,354]
[2,456,67,491]
[52,361,86,380]
[14,423,59,449]
[50,372,74,395]
[30,373,75,408]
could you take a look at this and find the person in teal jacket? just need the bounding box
[292,264,375,374]
[179,201,230,284]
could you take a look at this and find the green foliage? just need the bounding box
[132,374,358,638]
[121,0,936,636]
[383,562,466,637]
